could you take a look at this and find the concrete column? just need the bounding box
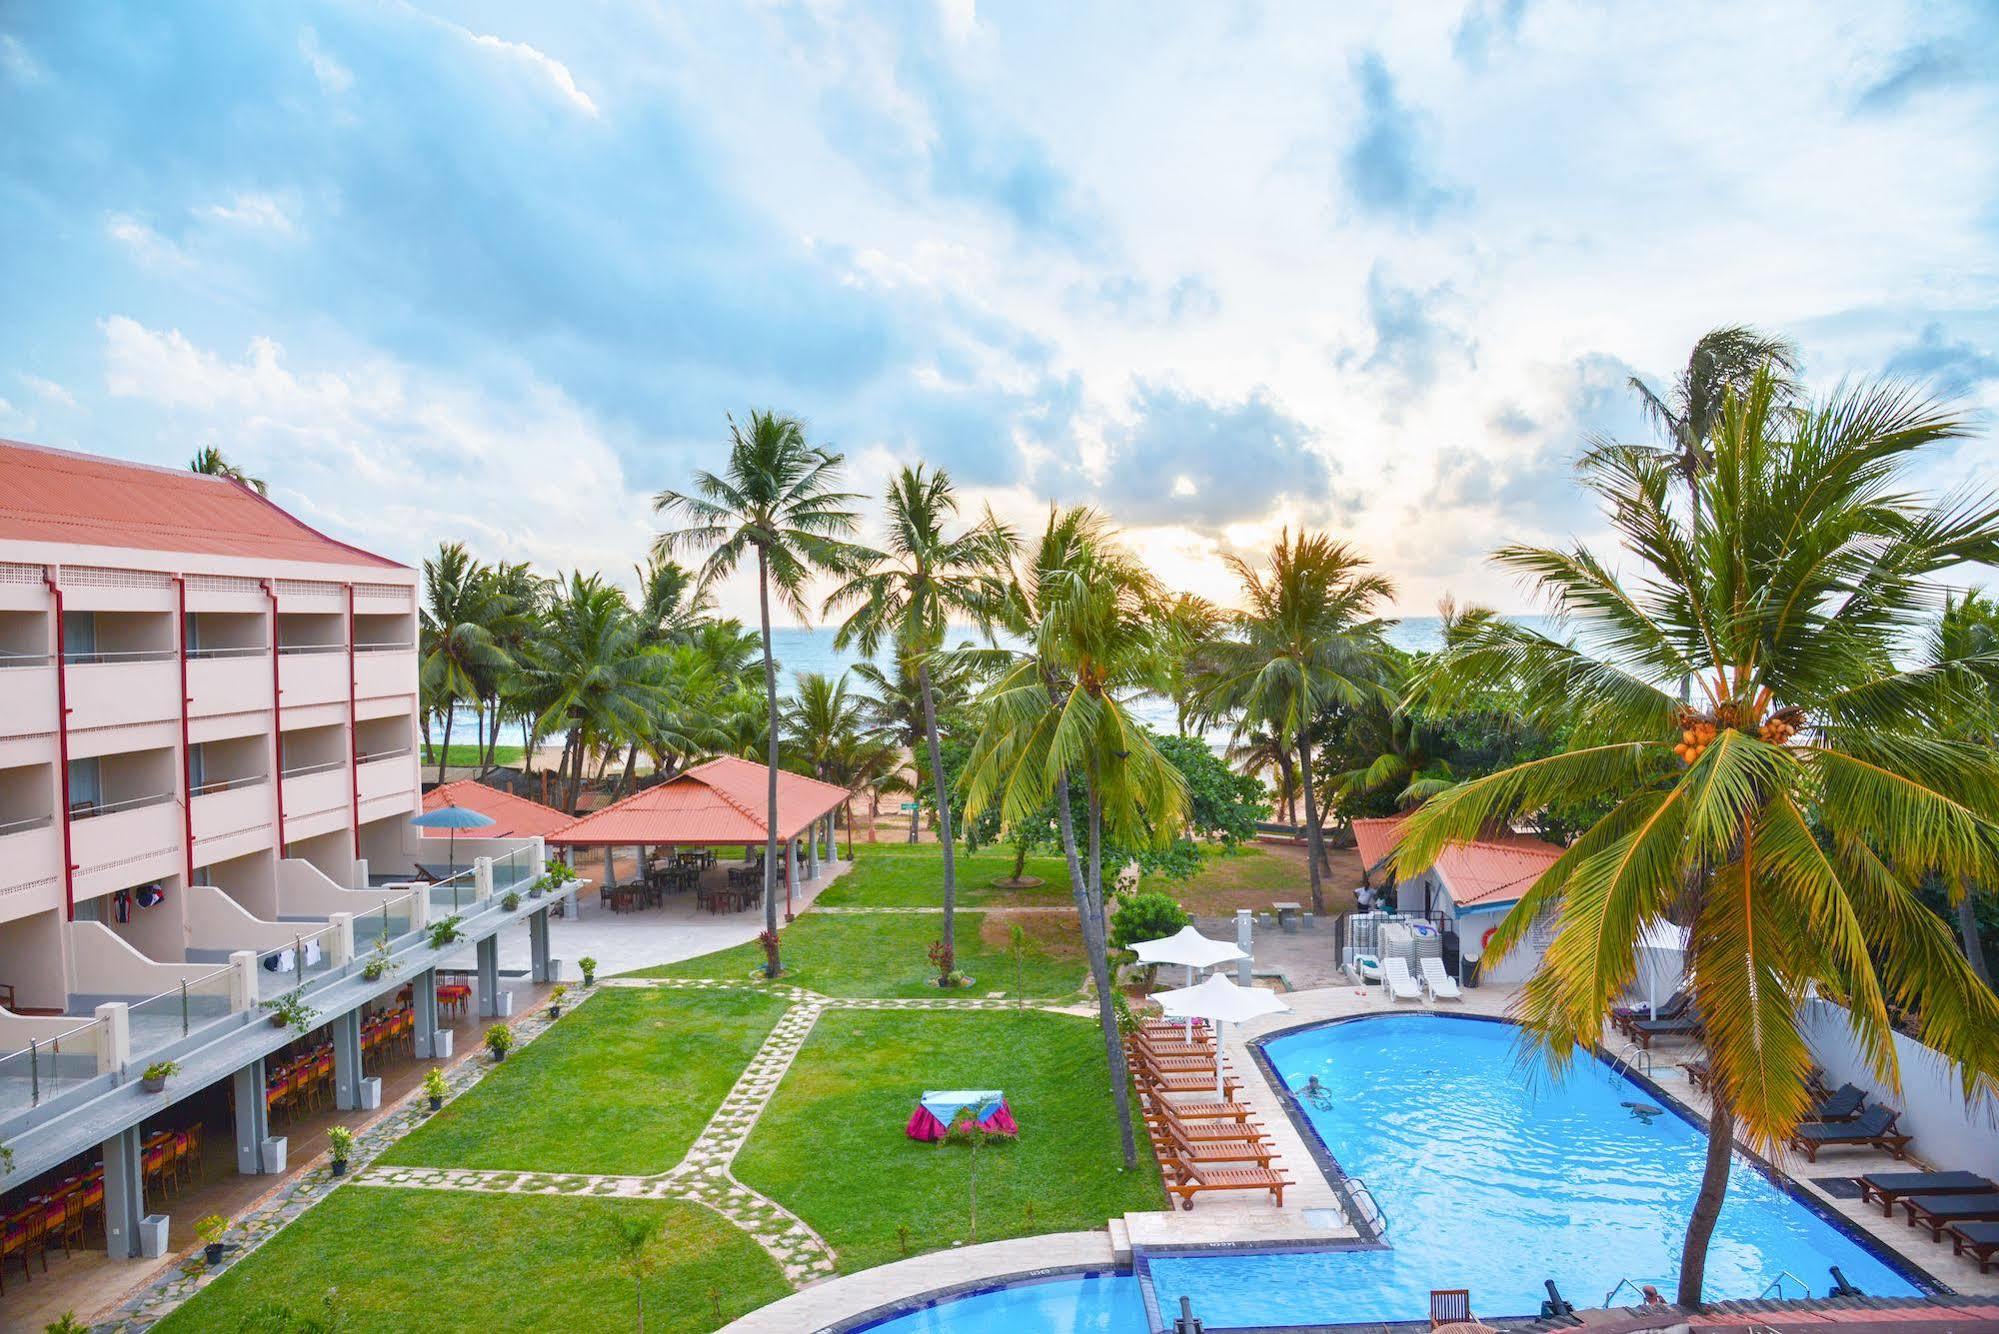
[530,836,547,881]
[332,1008,364,1110]
[328,912,355,968]
[352,857,371,890]
[102,1125,145,1259]
[413,967,439,1058]
[1235,910,1254,987]
[474,855,494,901]
[231,1058,269,1174]
[92,1001,131,1077]
[785,840,799,919]
[408,884,430,933]
[476,935,500,1018]
[529,908,551,984]
[604,846,616,887]
[806,820,818,880]
[228,949,260,1013]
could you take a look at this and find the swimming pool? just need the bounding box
[840,1013,1925,1332]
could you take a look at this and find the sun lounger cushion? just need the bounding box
[1808,1083,1867,1121]
[1794,1105,1898,1142]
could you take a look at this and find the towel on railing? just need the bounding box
[262,949,295,973]
[303,939,322,967]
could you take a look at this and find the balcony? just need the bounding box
[276,644,348,709]
[0,660,57,738]
[61,654,179,731]
[190,777,275,861]
[357,747,416,802]
[280,760,349,837]
[353,642,415,700]
[69,793,180,898]
[0,818,62,911]
[188,647,274,718]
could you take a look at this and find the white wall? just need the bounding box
[1798,997,1999,1179]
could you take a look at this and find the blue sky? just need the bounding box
[2,1,1995,618]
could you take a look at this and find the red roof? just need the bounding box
[423,780,575,840]
[1351,813,1565,910]
[0,439,402,568]
[548,756,850,847]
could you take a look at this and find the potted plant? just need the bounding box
[548,984,569,1019]
[195,1213,229,1266]
[140,1059,181,1093]
[526,874,548,899]
[578,956,598,987]
[359,934,394,982]
[422,1067,448,1111]
[262,989,318,1033]
[501,890,521,912]
[0,1144,14,1178]
[326,1125,355,1177]
[485,1022,514,1062]
[428,915,463,950]
[545,860,579,890]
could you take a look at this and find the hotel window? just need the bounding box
[67,757,102,813]
[61,611,97,659]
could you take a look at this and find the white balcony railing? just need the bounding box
[68,791,176,821]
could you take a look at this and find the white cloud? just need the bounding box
[104,214,190,270]
[0,34,41,83]
[466,32,600,118]
[198,192,301,238]
[19,375,77,408]
[299,27,352,96]
[97,317,653,575]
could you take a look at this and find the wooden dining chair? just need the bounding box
[0,1205,45,1291]
[143,1139,175,1200]
[43,1187,83,1259]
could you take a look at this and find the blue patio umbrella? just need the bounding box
[409,804,497,877]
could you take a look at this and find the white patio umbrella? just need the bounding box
[1633,918,1690,1018]
[1154,973,1291,1096]
[1132,925,1251,1039]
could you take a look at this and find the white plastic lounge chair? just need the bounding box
[1420,956,1463,1001]
[1383,956,1422,1002]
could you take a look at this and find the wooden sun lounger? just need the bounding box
[1612,991,1691,1037]
[1902,1192,1999,1242]
[1146,1110,1268,1143]
[1142,1070,1240,1099]
[1948,1220,1999,1273]
[1808,1082,1867,1122]
[1166,1163,1293,1210]
[1139,1095,1251,1123]
[1137,1054,1221,1075]
[1859,1171,1996,1217]
[1787,1105,1911,1162]
[1156,1123,1277,1172]
[1629,1016,1702,1049]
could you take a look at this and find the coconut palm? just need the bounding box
[419,542,510,784]
[188,445,268,494]
[1227,725,1299,826]
[655,411,862,974]
[1201,532,1397,913]
[1626,325,1800,503]
[1397,370,1999,1307]
[824,732,911,854]
[1158,592,1226,736]
[1329,696,1455,810]
[528,574,670,811]
[961,506,1189,1167]
[781,671,872,783]
[827,465,1015,959]
[1930,590,1999,984]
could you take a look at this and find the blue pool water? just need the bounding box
[853,1272,1146,1332]
[844,1015,1920,1332]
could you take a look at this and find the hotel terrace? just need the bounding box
[0,441,563,1274]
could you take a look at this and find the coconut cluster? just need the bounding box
[1671,702,1805,764]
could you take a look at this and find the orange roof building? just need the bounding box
[422,780,575,841]
[550,757,849,848]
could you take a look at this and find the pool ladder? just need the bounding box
[1344,1176,1390,1238]
[1757,1270,1812,1300]
[1606,1042,1654,1083]
[1601,1277,1674,1308]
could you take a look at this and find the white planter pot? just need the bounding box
[138,1214,170,1259]
[359,1076,382,1110]
[261,1136,287,1174]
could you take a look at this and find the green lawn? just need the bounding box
[422,743,528,767]
[817,843,1077,908]
[153,1189,787,1334]
[378,988,788,1175]
[735,1009,1163,1272]
[625,910,1088,999]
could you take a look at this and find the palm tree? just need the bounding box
[1329,695,1454,810]
[527,574,669,811]
[611,555,717,794]
[419,542,509,784]
[1626,325,1800,503]
[655,411,862,973]
[1930,590,1999,984]
[781,671,871,783]
[1159,592,1225,736]
[827,465,1015,960]
[961,506,1189,1167]
[1398,370,1999,1307]
[823,732,910,853]
[189,445,267,494]
[1201,532,1397,913]
[1227,725,1299,825]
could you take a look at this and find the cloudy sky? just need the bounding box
[2,1,1995,622]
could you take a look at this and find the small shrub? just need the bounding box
[501,890,521,912]
[578,955,598,985]
[548,984,569,1007]
[484,1023,514,1059]
[261,990,318,1033]
[195,1213,229,1247]
[359,934,394,982]
[422,1068,449,1103]
[45,1312,89,1334]
[1108,890,1189,954]
[141,1059,181,1083]
[927,939,956,986]
[326,1125,355,1165]
[427,915,464,950]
